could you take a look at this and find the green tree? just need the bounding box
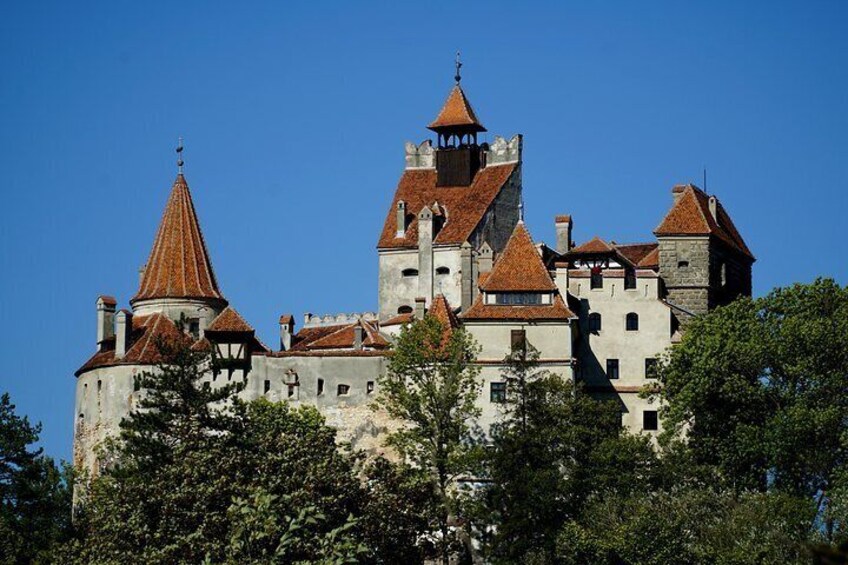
[653,278,848,540]
[375,314,482,563]
[0,392,73,564]
[481,345,657,563]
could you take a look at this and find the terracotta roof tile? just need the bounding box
[613,243,658,266]
[378,164,517,249]
[461,293,575,321]
[569,236,615,255]
[98,295,117,306]
[381,312,414,326]
[428,85,486,132]
[292,320,389,351]
[480,223,557,293]
[278,314,293,325]
[637,247,660,269]
[207,306,254,333]
[132,174,226,304]
[427,294,461,346]
[654,185,753,259]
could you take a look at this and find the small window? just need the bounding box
[644,410,658,431]
[317,378,324,396]
[490,382,507,403]
[263,380,270,394]
[678,260,689,269]
[624,268,636,290]
[188,318,200,339]
[133,377,140,392]
[397,305,413,315]
[337,384,350,396]
[97,380,102,392]
[510,329,527,355]
[590,267,603,289]
[588,313,602,332]
[645,358,658,379]
[367,381,375,394]
[626,313,639,331]
[402,268,419,277]
[606,359,620,380]
[495,293,542,305]
[436,266,450,275]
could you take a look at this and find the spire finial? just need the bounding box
[454,51,462,84]
[176,136,184,174]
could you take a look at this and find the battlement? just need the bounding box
[303,312,379,328]
[403,134,522,171]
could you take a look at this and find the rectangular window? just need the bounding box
[644,410,658,431]
[366,381,375,394]
[645,358,658,379]
[495,293,542,305]
[490,382,507,403]
[188,318,200,339]
[590,269,603,289]
[133,377,140,392]
[510,329,527,356]
[624,268,636,290]
[317,378,324,396]
[337,384,350,396]
[606,359,620,380]
[263,380,271,394]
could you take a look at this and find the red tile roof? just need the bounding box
[98,295,117,306]
[428,85,486,132]
[291,320,389,351]
[654,184,753,259]
[637,247,660,269]
[569,236,615,255]
[278,314,293,325]
[428,294,460,331]
[461,293,575,321]
[614,243,658,266]
[132,174,226,304]
[377,164,517,249]
[381,312,414,327]
[76,313,189,376]
[480,223,557,293]
[207,307,254,333]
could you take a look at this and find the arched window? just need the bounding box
[626,312,639,331]
[436,266,450,275]
[401,268,418,277]
[589,312,602,332]
[397,305,413,315]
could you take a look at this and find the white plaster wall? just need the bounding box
[465,322,572,362]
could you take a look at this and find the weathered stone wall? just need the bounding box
[469,163,522,254]
[657,236,711,316]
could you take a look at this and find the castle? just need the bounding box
[73,70,754,473]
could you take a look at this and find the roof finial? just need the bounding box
[176,136,184,174]
[454,51,462,84]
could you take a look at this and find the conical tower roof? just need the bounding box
[428,85,486,133]
[131,174,225,304]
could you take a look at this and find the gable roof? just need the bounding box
[614,243,658,266]
[654,184,753,259]
[377,163,517,249]
[428,85,486,132]
[569,236,615,255]
[207,306,253,333]
[132,174,226,304]
[480,223,557,293]
[428,294,460,331]
[291,320,389,351]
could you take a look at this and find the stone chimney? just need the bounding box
[460,241,474,311]
[279,315,294,351]
[418,206,434,302]
[555,215,573,255]
[477,242,494,274]
[96,295,117,348]
[396,201,407,238]
[708,195,719,224]
[414,297,426,320]
[672,184,687,204]
[353,325,364,350]
[115,309,133,359]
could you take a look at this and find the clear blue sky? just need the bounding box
[1,1,846,462]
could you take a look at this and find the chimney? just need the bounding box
[396,200,407,238]
[353,324,364,350]
[303,312,313,327]
[115,309,133,359]
[672,184,687,204]
[708,195,719,224]
[96,295,117,348]
[279,314,294,351]
[555,215,573,254]
[477,242,493,274]
[418,206,434,302]
[414,297,426,320]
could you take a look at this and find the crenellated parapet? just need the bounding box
[303,312,379,328]
[485,134,522,165]
[404,140,435,169]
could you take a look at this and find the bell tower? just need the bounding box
[428,53,487,187]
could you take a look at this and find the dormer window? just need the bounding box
[402,268,418,278]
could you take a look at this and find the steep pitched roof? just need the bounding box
[637,246,660,269]
[207,306,253,333]
[428,294,460,331]
[428,85,486,132]
[132,174,225,304]
[654,184,753,259]
[614,243,658,266]
[480,223,557,293]
[377,164,517,249]
[569,236,615,255]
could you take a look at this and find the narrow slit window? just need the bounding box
[317,378,324,396]
[264,380,271,394]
